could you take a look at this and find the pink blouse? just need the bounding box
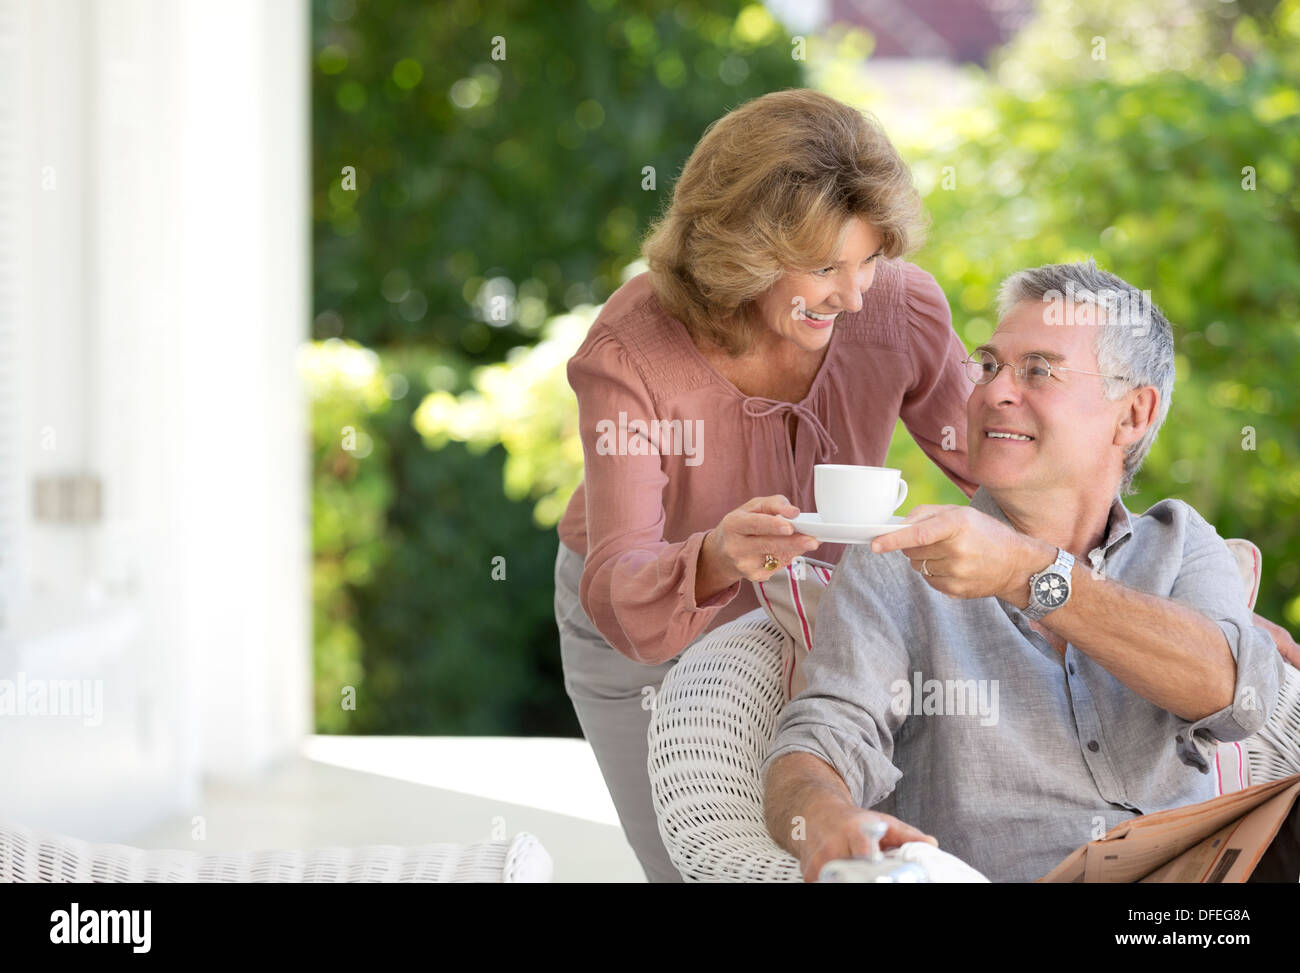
[557,258,976,664]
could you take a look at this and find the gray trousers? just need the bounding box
[554,540,686,883]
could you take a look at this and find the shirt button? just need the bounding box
[1087,740,1100,752]
[1068,663,1076,675]
[1176,735,1183,744]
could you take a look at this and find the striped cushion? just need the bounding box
[1215,538,1264,796]
[753,556,834,701]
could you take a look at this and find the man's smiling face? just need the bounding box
[967,299,1133,495]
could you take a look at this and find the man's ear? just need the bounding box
[1115,386,1158,448]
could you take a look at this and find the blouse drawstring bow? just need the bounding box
[741,396,840,464]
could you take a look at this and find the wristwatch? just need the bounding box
[1022,548,1075,621]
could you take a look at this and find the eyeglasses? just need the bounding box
[960,350,1130,390]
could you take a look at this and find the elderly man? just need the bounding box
[762,259,1289,882]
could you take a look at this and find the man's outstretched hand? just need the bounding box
[870,504,1054,607]
[873,506,1300,670]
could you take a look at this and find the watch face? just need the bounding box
[1034,573,1068,608]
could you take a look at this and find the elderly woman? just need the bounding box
[553,89,977,882]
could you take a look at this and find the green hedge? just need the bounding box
[312,0,1300,736]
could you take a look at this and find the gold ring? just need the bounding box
[763,553,780,571]
[922,559,932,577]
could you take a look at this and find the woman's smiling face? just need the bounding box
[753,216,885,355]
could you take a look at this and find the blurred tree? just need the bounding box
[302,339,394,732]
[312,0,804,358]
[310,0,809,734]
[413,298,595,527]
[306,339,578,734]
[315,0,1300,737]
[908,0,1300,630]
[422,0,1300,650]
[991,0,1262,89]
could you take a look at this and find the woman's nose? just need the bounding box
[837,267,873,313]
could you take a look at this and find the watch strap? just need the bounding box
[1024,548,1074,621]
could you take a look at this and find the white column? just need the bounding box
[169,0,311,779]
[0,0,310,838]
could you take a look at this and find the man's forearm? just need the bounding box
[1008,540,1236,721]
[763,751,855,858]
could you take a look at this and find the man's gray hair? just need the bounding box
[996,258,1175,496]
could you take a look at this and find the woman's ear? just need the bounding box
[1115,386,1158,448]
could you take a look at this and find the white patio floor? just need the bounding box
[124,736,647,882]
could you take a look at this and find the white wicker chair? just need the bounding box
[1244,664,1300,783]
[0,822,552,882]
[649,611,803,882]
[649,606,1300,883]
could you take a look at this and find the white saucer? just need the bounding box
[784,513,907,545]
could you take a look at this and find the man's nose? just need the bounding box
[986,362,1022,403]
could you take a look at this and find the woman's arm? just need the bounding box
[1252,611,1300,668]
[696,495,821,604]
[897,262,977,499]
[568,329,742,664]
[570,327,823,663]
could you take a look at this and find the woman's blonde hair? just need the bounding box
[642,88,926,356]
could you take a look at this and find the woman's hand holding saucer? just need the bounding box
[704,494,822,586]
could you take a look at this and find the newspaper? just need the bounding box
[1038,772,1300,882]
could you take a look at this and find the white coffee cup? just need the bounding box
[814,465,908,525]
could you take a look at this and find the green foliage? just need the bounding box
[310,0,807,735]
[303,339,394,732]
[421,2,1300,634]
[311,0,803,357]
[312,0,1300,738]
[989,0,1242,88]
[904,1,1300,627]
[348,403,574,736]
[413,298,597,526]
[306,339,576,735]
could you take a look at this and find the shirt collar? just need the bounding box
[969,486,1134,570]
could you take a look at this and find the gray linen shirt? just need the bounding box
[762,487,1285,882]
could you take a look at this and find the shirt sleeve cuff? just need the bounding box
[679,529,741,612]
[762,724,902,809]
[1174,617,1282,772]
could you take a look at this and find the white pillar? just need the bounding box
[0,0,310,838]
[169,0,311,779]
